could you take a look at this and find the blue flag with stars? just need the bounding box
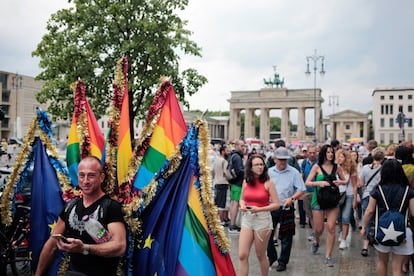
[30,137,64,274]
[134,153,193,276]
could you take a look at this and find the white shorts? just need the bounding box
[241,211,273,231]
[374,227,414,255]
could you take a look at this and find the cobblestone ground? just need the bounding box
[227,222,384,275]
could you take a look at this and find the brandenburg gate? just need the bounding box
[227,87,323,142]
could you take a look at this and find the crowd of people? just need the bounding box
[210,138,414,276]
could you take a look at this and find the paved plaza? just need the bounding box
[227,222,381,275]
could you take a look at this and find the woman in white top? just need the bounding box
[336,149,358,249]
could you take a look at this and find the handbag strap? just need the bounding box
[319,164,337,186]
[319,163,337,177]
[365,166,381,187]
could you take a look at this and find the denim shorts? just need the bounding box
[241,211,273,231]
[337,195,354,224]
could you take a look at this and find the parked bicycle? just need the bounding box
[0,204,31,276]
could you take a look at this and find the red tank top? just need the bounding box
[243,178,270,207]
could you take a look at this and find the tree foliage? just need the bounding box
[32,0,207,124]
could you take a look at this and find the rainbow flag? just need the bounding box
[135,123,235,276]
[66,112,81,185]
[66,80,104,186]
[117,87,132,184]
[133,81,187,190]
[86,101,105,159]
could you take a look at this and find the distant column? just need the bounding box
[316,106,322,142]
[281,108,290,140]
[353,121,358,138]
[229,109,241,140]
[260,108,269,141]
[363,119,369,140]
[297,107,305,140]
[244,108,255,138]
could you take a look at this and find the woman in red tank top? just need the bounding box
[238,154,279,276]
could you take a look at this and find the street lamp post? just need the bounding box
[328,94,339,140]
[305,49,325,143]
[12,73,23,138]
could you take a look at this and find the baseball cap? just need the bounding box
[274,146,289,159]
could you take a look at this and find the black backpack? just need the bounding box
[317,164,340,210]
[224,153,238,182]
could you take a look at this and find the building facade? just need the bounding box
[372,87,414,144]
[0,71,46,140]
[322,110,369,143]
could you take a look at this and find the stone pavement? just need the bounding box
[227,223,380,275]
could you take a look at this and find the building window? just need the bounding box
[409,105,412,112]
[380,118,385,127]
[390,95,394,100]
[381,95,385,100]
[399,95,403,100]
[380,133,385,144]
[409,95,413,100]
[409,119,413,128]
[385,105,389,114]
[345,124,350,130]
[381,105,384,115]
[408,133,413,142]
[399,105,403,113]
[389,133,394,144]
[389,118,394,128]
[390,105,393,114]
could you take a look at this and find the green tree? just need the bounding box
[32,0,207,129]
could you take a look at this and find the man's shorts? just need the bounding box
[230,184,241,201]
[214,184,229,210]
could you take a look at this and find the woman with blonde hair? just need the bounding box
[336,149,358,249]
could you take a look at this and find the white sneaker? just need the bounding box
[339,240,347,250]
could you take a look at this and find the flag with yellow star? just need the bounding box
[134,122,235,276]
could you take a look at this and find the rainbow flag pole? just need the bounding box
[66,80,104,186]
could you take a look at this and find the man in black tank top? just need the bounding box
[35,156,126,276]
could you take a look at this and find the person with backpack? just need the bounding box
[228,139,246,233]
[35,156,126,276]
[358,147,385,257]
[360,159,414,276]
[305,144,346,267]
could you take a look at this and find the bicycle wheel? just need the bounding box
[10,246,31,276]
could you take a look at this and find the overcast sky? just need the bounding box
[1,0,414,124]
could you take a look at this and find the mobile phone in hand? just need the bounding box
[51,234,70,243]
[246,206,253,210]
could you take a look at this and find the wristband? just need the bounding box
[82,244,90,255]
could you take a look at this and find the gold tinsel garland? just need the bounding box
[0,116,37,224]
[103,57,127,196]
[0,113,74,225]
[194,118,230,252]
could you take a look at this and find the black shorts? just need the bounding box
[214,184,229,209]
